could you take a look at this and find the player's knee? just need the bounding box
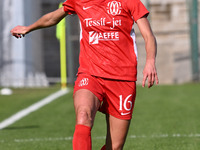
[76,109,93,126]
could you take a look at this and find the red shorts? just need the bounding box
[74,74,136,120]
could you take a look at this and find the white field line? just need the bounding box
[0,133,199,143]
[0,89,69,130]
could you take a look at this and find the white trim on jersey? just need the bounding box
[130,28,138,61]
[79,21,83,41]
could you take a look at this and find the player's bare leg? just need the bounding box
[74,89,100,127]
[104,114,131,150]
[73,89,100,150]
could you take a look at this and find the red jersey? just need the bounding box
[63,0,149,81]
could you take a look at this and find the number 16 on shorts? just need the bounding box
[119,94,134,116]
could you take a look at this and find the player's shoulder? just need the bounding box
[120,0,139,7]
[122,0,143,10]
[124,0,141,4]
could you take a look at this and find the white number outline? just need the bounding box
[119,94,133,111]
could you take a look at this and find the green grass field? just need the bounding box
[0,83,200,150]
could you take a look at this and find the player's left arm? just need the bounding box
[136,16,159,88]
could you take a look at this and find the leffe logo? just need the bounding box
[107,1,122,16]
[89,31,119,44]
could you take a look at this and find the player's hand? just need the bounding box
[10,25,28,38]
[142,59,159,88]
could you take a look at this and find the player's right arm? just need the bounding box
[11,7,67,38]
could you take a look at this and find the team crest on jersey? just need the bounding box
[107,1,122,16]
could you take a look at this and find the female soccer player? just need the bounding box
[11,0,159,149]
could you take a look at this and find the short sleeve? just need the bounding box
[62,0,76,15]
[127,0,149,22]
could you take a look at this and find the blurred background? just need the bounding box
[0,0,199,88]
